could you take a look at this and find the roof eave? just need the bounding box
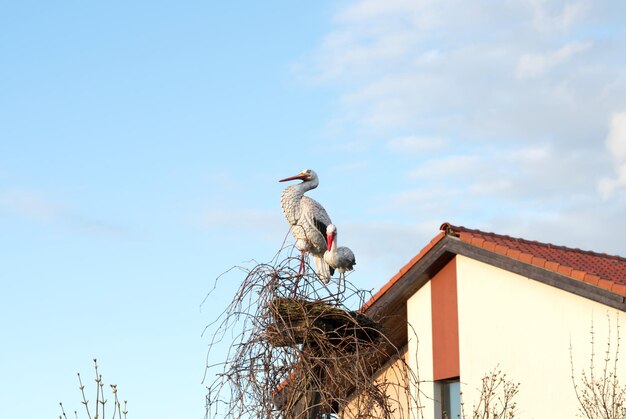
[363,235,626,350]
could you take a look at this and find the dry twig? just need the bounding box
[460,368,519,419]
[570,313,626,419]
[59,359,128,419]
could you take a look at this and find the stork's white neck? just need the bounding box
[280,179,318,225]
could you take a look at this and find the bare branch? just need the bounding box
[570,313,626,419]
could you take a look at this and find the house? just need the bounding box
[358,222,626,419]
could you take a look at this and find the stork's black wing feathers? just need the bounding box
[313,216,334,276]
[313,217,328,244]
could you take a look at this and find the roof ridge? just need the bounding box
[440,222,626,263]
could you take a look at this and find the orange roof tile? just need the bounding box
[441,222,626,297]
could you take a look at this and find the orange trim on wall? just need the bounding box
[431,257,460,380]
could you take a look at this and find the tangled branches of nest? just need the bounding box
[203,251,422,419]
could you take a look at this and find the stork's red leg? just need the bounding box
[298,250,306,275]
[293,250,306,298]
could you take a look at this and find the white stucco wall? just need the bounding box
[407,281,435,417]
[455,255,625,419]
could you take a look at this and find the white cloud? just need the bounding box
[198,209,287,246]
[598,164,626,198]
[329,140,371,153]
[516,41,593,80]
[336,0,427,23]
[386,135,446,154]
[469,178,515,196]
[513,145,551,162]
[375,142,606,236]
[301,0,435,84]
[408,155,480,180]
[300,0,625,147]
[295,0,626,260]
[529,0,589,32]
[598,110,626,198]
[0,188,131,237]
[606,111,626,161]
[488,200,626,257]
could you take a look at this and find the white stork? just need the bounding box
[323,224,356,280]
[279,169,334,282]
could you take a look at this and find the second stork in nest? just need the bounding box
[324,224,356,280]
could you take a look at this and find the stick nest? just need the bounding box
[203,249,422,419]
[266,297,382,351]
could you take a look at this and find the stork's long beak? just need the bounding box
[279,173,307,182]
[327,232,334,251]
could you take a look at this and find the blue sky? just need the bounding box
[2,1,626,418]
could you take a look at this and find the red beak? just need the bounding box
[279,174,306,182]
[327,232,334,251]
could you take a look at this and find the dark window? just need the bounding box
[437,379,460,419]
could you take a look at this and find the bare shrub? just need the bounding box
[59,358,128,419]
[570,313,626,419]
[460,368,519,419]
